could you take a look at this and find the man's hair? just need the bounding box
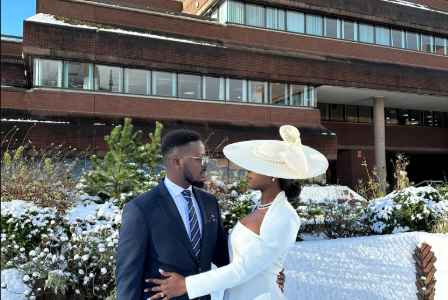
[161,130,202,160]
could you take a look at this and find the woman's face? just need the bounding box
[245,170,274,190]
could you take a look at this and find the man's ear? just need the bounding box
[172,157,181,169]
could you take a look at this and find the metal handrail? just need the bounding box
[413,180,445,187]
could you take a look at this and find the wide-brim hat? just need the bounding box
[223,125,329,179]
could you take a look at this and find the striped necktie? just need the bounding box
[182,190,201,261]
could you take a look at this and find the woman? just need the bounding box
[146,125,329,300]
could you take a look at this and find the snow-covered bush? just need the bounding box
[366,186,448,234]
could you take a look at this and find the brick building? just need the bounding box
[1,0,447,188]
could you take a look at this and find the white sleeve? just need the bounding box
[185,210,300,299]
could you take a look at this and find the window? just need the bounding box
[246,3,265,27]
[421,35,434,53]
[385,108,398,125]
[211,9,218,20]
[406,32,420,51]
[409,110,421,126]
[342,20,357,41]
[423,111,432,126]
[286,11,304,33]
[290,84,306,106]
[398,109,409,125]
[278,10,285,31]
[226,78,246,102]
[345,105,358,122]
[34,58,63,87]
[375,27,390,46]
[178,74,201,99]
[270,83,288,105]
[64,61,93,89]
[324,17,340,38]
[94,65,122,92]
[218,1,228,23]
[125,68,150,94]
[203,76,224,100]
[359,24,374,44]
[152,71,176,97]
[317,103,328,121]
[306,86,316,107]
[248,81,267,103]
[306,15,323,36]
[330,104,344,121]
[228,1,244,24]
[433,111,444,127]
[391,29,405,48]
[267,8,285,30]
[435,37,447,55]
[359,106,372,123]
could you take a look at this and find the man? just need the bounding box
[116,130,284,299]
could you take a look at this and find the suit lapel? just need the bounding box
[193,187,210,265]
[156,180,197,262]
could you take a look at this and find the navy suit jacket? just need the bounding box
[116,179,230,300]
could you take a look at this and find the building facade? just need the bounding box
[1,0,447,188]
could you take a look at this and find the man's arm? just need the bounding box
[211,197,229,267]
[116,201,149,300]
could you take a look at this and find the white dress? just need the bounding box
[186,191,301,300]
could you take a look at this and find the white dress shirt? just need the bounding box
[164,176,203,238]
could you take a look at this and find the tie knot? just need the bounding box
[182,190,192,198]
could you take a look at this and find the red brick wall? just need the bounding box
[183,0,212,15]
[1,41,22,56]
[1,62,26,83]
[336,149,375,189]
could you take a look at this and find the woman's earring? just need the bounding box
[272,177,275,182]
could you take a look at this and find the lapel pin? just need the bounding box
[209,215,216,222]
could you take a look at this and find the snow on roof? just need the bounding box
[26,14,217,47]
[283,232,448,300]
[381,0,448,14]
[300,185,366,203]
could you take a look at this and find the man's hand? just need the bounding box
[145,269,187,299]
[276,268,286,293]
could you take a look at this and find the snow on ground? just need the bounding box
[26,14,217,47]
[300,185,366,203]
[1,269,30,300]
[283,232,448,300]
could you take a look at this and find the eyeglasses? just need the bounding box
[171,155,209,167]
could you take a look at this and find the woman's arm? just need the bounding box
[185,210,299,299]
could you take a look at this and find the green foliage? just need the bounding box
[356,159,388,200]
[81,119,163,205]
[222,199,255,233]
[391,153,410,191]
[44,270,70,296]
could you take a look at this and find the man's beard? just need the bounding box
[183,164,205,188]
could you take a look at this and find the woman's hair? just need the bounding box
[279,179,302,202]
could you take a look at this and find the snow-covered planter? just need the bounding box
[366,186,448,234]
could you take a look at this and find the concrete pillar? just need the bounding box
[373,96,387,193]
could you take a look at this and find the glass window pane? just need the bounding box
[306,15,323,36]
[433,111,444,127]
[286,11,304,33]
[391,29,405,48]
[125,68,149,94]
[308,86,316,107]
[423,111,432,126]
[64,61,92,89]
[290,84,305,106]
[203,76,224,100]
[325,18,340,38]
[330,104,344,121]
[435,37,446,55]
[317,103,328,121]
[359,24,374,44]
[375,27,390,46]
[359,106,372,123]
[94,65,122,92]
[246,3,265,27]
[178,74,201,99]
[218,1,228,23]
[278,10,285,30]
[34,58,62,87]
[409,110,421,126]
[267,8,277,29]
[270,83,288,105]
[248,81,267,103]
[345,105,358,122]
[226,78,246,102]
[385,108,398,125]
[406,32,420,51]
[211,9,218,20]
[228,1,244,24]
[398,109,409,125]
[342,20,357,41]
[152,71,175,97]
[421,34,434,53]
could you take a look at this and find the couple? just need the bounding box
[116,125,328,300]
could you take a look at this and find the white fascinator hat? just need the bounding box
[223,125,329,179]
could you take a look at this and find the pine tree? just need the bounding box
[134,122,164,176]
